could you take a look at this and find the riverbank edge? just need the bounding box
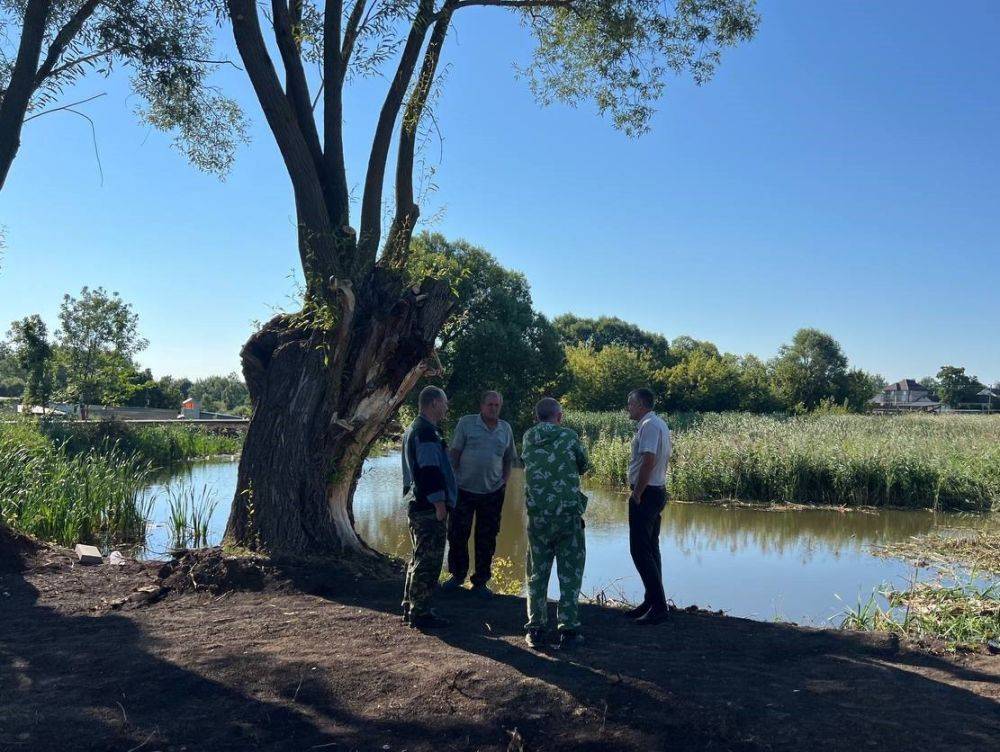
[3,537,999,751]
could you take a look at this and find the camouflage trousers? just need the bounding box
[525,514,586,633]
[447,486,506,586]
[402,508,446,617]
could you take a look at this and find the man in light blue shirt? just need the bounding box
[443,390,517,597]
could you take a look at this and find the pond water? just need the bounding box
[143,453,988,626]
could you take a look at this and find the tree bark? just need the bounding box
[225,274,453,557]
[0,0,51,190]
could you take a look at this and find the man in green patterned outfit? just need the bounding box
[521,397,590,650]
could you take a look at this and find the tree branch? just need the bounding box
[42,48,113,83]
[271,0,326,178]
[382,2,455,268]
[34,0,101,83]
[441,0,572,16]
[323,0,350,227]
[23,92,107,122]
[357,0,436,268]
[341,0,369,68]
[227,0,340,284]
[0,0,52,190]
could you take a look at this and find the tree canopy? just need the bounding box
[554,314,672,368]
[408,232,566,433]
[55,286,146,406]
[0,0,247,189]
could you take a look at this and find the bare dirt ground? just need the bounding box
[2,530,998,752]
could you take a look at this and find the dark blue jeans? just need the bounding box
[447,486,506,586]
[628,485,667,610]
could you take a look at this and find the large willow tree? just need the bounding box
[219,0,759,556]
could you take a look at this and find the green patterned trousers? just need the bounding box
[403,508,446,617]
[525,514,586,632]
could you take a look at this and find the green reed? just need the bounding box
[576,413,1000,511]
[165,483,219,549]
[0,419,239,548]
[840,576,1000,651]
[0,423,154,548]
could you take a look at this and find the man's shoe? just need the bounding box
[409,611,451,630]
[525,629,548,650]
[470,583,494,599]
[440,576,464,592]
[634,607,669,626]
[557,631,585,650]
[624,602,650,619]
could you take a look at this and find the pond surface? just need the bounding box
[144,453,990,626]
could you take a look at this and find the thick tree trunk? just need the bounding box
[224,273,452,557]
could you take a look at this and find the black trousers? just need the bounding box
[629,485,667,610]
[447,486,506,586]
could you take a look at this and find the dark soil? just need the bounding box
[2,539,998,751]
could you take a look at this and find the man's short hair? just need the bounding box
[535,397,561,422]
[419,386,447,410]
[480,390,502,405]
[629,388,656,410]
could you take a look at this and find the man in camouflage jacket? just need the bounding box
[521,397,590,649]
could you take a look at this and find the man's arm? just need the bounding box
[414,436,450,521]
[631,420,658,503]
[632,453,655,504]
[573,435,590,476]
[449,418,466,471]
[501,426,516,484]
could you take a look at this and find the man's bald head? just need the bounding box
[535,397,562,423]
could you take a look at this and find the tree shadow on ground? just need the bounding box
[308,570,1000,752]
[0,551,506,751]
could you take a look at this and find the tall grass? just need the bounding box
[0,423,154,547]
[0,419,242,548]
[165,484,219,550]
[42,420,242,466]
[576,413,1000,511]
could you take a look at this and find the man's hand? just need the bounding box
[434,501,447,522]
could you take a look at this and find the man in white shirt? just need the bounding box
[625,387,672,625]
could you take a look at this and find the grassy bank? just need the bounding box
[0,420,243,548]
[42,420,242,466]
[565,412,1000,511]
[841,577,999,651]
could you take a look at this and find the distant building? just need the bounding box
[869,379,942,412]
[181,398,201,419]
[958,387,1000,412]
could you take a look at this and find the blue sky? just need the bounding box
[1,1,998,382]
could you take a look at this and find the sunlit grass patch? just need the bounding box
[840,576,1000,651]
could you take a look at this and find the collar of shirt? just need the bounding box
[477,414,501,432]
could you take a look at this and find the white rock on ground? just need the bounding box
[74,544,103,565]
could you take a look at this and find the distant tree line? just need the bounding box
[406,234,996,430]
[1,287,250,416]
[4,238,994,427]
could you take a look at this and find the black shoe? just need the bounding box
[409,611,451,629]
[470,583,494,599]
[558,631,585,649]
[634,607,669,626]
[440,576,464,592]
[525,629,548,650]
[625,602,650,619]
